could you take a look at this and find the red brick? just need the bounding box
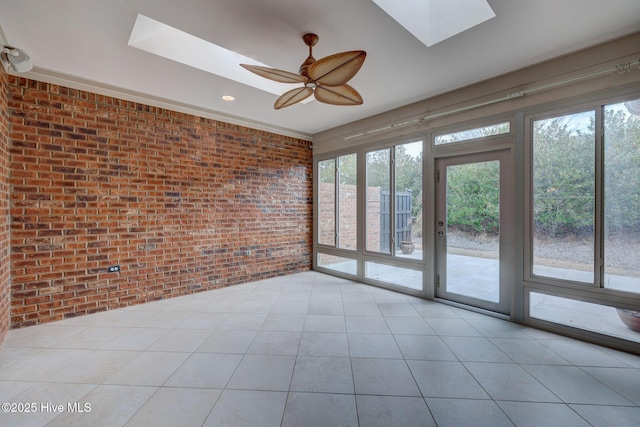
[4,74,312,329]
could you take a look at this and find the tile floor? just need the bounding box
[0,271,639,426]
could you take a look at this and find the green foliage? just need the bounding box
[604,107,640,233]
[533,113,595,237]
[366,144,424,237]
[321,103,639,241]
[319,159,335,184]
[531,106,640,236]
[339,153,357,185]
[395,145,423,194]
[445,104,640,237]
[447,161,500,234]
[366,148,391,190]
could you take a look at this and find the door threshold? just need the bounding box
[434,298,510,321]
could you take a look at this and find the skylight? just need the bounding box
[371,0,495,47]
[128,14,311,102]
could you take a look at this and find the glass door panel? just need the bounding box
[436,150,511,314]
[447,160,499,303]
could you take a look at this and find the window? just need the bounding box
[365,261,423,290]
[529,98,640,295]
[338,154,357,250]
[366,148,391,253]
[317,154,358,250]
[532,111,595,284]
[395,141,423,260]
[318,159,336,246]
[529,292,640,344]
[435,121,510,145]
[365,141,423,260]
[317,253,357,275]
[604,99,640,294]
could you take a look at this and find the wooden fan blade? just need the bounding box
[274,87,314,109]
[240,64,308,84]
[314,84,363,106]
[307,51,366,87]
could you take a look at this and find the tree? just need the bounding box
[339,153,357,185]
[533,114,595,236]
[604,106,640,233]
[447,161,500,234]
[319,158,335,184]
[366,148,391,190]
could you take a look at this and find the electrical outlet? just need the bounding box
[108,265,120,273]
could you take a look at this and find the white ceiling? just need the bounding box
[1,0,639,139]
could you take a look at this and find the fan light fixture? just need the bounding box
[241,34,366,110]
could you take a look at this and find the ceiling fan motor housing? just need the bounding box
[299,33,319,78]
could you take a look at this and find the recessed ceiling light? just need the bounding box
[372,0,495,47]
[222,95,235,101]
[128,14,312,103]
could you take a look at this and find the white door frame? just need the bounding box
[435,148,514,315]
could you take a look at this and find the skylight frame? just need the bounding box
[371,0,495,47]
[128,14,312,102]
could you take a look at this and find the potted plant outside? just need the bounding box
[400,217,415,254]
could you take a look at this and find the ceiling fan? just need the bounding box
[240,33,366,110]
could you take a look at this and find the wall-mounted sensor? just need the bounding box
[107,265,120,273]
[2,47,33,73]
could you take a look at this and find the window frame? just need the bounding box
[524,94,640,296]
[525,106,601,289]
[363,139,424,261]
[434,120,511,146]
[315,152,358,251]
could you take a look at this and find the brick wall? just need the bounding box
[318,181,335,246]
[7,76,312,328]
[338,183,357,250]
[318,181,359,249]
[366,186,381,251]
[0,68,10,341]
